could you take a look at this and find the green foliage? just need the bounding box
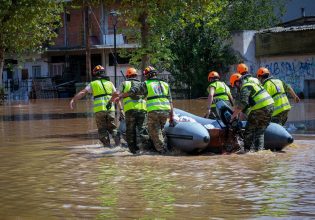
[0,0,63,54]
[223,0,286,31]
[116,0,180,70]
[117,0,285,97]
[169,20,238,97]
[0,0,64,85]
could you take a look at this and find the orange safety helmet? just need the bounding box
[126,67,138,78]
[237,63,248,75]
[143,66,157,76]
[208,71,220,81]
[230,73,242,87]
[92,65,105,76]
[256,67,270,77]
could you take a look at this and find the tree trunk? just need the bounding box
[139,11,149,72]
[0,47,4,86]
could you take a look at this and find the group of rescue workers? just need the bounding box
[205,63,300,152]
[70,65,173,154]
[70,62,299,155]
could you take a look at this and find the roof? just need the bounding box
[257,24,315,34]
[280,16,315,27]
[46,43,139,53]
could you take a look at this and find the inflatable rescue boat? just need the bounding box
[164,100,294,154]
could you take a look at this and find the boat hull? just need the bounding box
[173,106,293,153]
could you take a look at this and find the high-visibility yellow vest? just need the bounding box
[241,81,274,115]
[207,80,231,108]
[145,79,171,112]
[90,79,114,113]
[122,80,147,112]
[241,74,261,85]
[263,78,291,116]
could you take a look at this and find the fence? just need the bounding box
[2,78,59,101]
[1,74,190,102]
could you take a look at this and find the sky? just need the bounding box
[281,0,315,22]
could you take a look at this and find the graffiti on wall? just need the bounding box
[260,57,315,94]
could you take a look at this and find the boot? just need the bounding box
[114,136,121,147]
[158,147,169,155]
[100,137,111,148]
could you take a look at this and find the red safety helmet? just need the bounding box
[237,63,248,75]
[230,73,242,87]
[92,65,105,76]
[256,67,270,77]
[143,66,157,76]
[126,67,138,78]
[208,71,220,81]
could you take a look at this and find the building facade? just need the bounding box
[231,21,315,98]
[2,3,137,100]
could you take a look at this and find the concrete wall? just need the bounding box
[231,30,257,73]
[256,29,315,57]
[21,60,49,78]
[258,55,315,96]
[231,31,315,97]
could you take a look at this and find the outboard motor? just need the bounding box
[216,101,233,125]
[215,100,243,131]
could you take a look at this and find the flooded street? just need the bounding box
[0,99,314,219]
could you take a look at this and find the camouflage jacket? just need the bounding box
[129,77,173,103]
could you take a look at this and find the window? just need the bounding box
[49,63,65,77]
[66,12,71,22]
[32,66,41,78]
[109,53,130,66]
[22,69,28,80]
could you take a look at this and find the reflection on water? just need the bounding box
[0,112,92,122]
[0,99,314,219]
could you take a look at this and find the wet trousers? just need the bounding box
[95,111,120,147]
[147,110,169,152]
[244,105,273,151]
[125,110,150,154]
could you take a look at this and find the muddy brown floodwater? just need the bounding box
[0,98,314,219]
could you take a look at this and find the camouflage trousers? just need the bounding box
[244,105,274,151]
[95,111,120,147]
[271,110,289,126]
[147,110,169,152]
[125,110,150,154]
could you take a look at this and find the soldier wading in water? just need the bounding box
[230,73,274,152]
[70,65,122,148]
[116,66,174,154]
[112,67,151,154]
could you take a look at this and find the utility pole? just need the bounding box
[85,3,91,82]
[110,10,118,87]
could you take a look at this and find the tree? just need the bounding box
[114,0,181,71]
[222,0,286,31]
[116,0,284,74]
[169,21,238,98]
[0,0,63,85]
[168,0,286,98]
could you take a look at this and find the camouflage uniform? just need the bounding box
[271,110,289,125]
[243,106,274,151]
[129,77,171,153]
[95,111,120,147]
[147,110,169,152]
[240,73,261,85]
[235,85,274,151]
[119,79,150,154]
[263,77,292,126]
[88,78,120,147]
[125,110,150,153]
